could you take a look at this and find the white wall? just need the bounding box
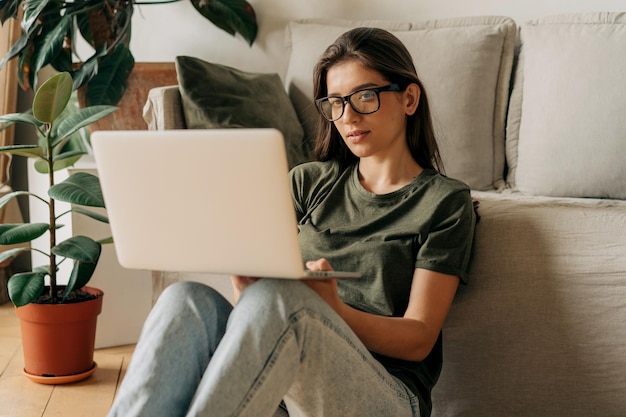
[129,0,624,78]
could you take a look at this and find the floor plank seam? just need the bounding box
[110,355,127,407]
[0,342,21,377]
[42,385,55,417]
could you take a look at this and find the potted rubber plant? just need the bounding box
[0,0,257,106]
[0,71,116,383]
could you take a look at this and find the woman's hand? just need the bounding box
[303,259,343,312]
[231,275,260,304]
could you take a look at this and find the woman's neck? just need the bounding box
[357,156,423,194]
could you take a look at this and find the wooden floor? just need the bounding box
[0,302,135,417]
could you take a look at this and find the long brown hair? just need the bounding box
[312,27,443,172]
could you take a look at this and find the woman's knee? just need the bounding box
[235,279,330,322]
[156,281,233,320]
[159,280,225,302]
[239,279,308,304]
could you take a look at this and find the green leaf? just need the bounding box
[52,235,101,263]
[34,150,84,173]
[0,144,44,158]
[48,18,73,74]
[84,44,135,106]
[0,223,49,245]
[54,105,117,141]
[52,149,85,164]
[189,0,257,46]
[16,43,35,90]
[48,96,90,151]
[0,112,41,128]
[8,272,45,307]
[32,72,73,123]
[33,264,50,274]
[62,257,99,301]
[70,46,107,91]
[72,206,109,224]
[0,30,29,70]
[0,0,21,24]
[74,5,95,47]
[21,0,50,35]
[0,190,35,211]
[48,172,105,207]
[33,158,50,174]
[31,15,72,79]
[0,247,29,265]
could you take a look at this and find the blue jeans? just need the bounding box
[108,279,420,417]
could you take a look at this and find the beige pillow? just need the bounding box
[506,12,626,199]
[285,16,516,190]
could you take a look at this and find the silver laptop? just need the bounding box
[90,128,360,280]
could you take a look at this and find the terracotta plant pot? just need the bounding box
[15,286,103,384]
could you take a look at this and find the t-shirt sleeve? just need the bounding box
[289,166,306,222]
[289,161,342,224]
[415,188,476,284]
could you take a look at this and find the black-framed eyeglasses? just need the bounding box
[315,84,403,122]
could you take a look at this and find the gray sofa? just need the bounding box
[143,13,626,417]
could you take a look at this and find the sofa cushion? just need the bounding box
[506,12,626,199]
[175,56,308,169]
[285,16,516,190]
[432,190,626,417]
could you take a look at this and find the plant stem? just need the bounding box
[46,128,57,302]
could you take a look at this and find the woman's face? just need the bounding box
[325,60,419,161]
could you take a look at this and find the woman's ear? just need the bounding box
[404,83,421,116]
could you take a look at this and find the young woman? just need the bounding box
[108,27,476,417]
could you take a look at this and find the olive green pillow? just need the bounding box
[175,56,308,169]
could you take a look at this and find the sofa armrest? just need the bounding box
[142,85,186,130]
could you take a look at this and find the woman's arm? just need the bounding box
[305,259,459,362]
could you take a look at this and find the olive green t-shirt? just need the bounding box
[290,160,476,414]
